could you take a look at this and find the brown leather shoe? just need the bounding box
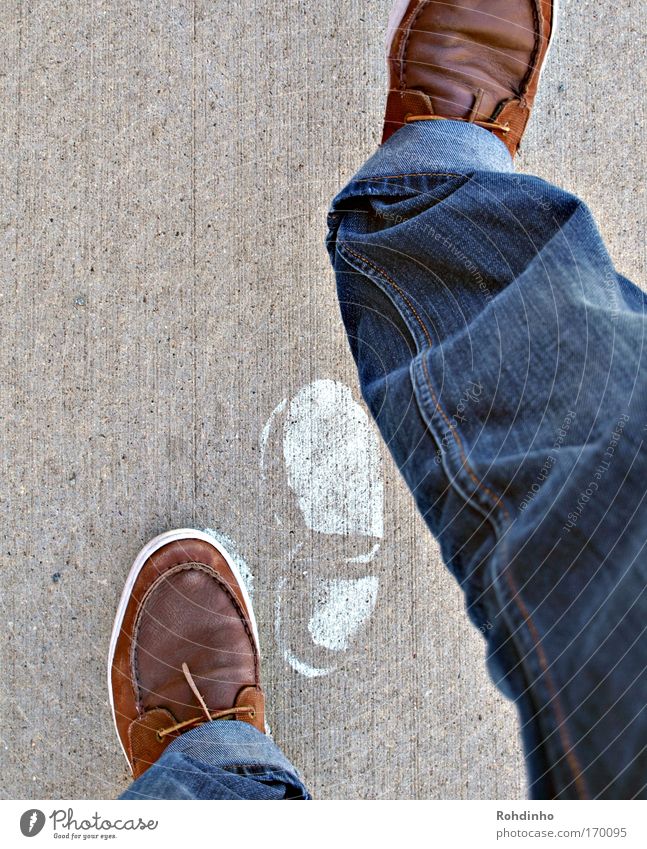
[383,0,558,156]
[108,529,265,779]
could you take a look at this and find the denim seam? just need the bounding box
[420,351,512,525]
[341,240,511,526]
[339,243,434,349]
[420,349,588,800]
[421,361,589,798]
[339,240,588,799]
[493,545,590,800]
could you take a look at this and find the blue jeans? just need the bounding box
[123,120,647,800]
[120,721,311,800]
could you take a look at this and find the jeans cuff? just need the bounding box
[163,720,301,776]
[349,119,514,182]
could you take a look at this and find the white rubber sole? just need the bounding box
[541,0,561,82]
[106,528,261,768]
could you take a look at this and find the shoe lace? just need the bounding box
[405,114,510,134]
[155,662,256,741]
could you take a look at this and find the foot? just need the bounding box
[383,0,558,156]
[108,529,265,779]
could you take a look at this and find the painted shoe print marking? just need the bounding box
[261,379,384,678]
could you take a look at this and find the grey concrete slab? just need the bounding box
[0,0,644,800]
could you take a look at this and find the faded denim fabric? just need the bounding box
[120,721,311,800]
[326,119,647,799]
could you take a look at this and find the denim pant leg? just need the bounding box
[327,120,647,800]
[119,721,311,800]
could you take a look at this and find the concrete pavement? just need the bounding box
[0,0,644,798]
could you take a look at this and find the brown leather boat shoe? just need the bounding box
[383,0,558,156]
[108,529,265,779]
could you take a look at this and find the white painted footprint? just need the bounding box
[261,379,384,678]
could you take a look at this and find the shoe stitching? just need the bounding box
[400,0,432,90]
[338,239,588,799]
[396,0,547,137]
[520,0,543,99]
[130,561,260,713]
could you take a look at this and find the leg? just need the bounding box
[327,117,647,799]
[120,721,309,800]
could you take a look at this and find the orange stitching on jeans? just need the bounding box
[340,241,588,798]
[422,325,588,800]
[344,244,510,521]
[506,579,589,799]
[342,242,507,516]
[420,352,511,519]
[342,244,434,349]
